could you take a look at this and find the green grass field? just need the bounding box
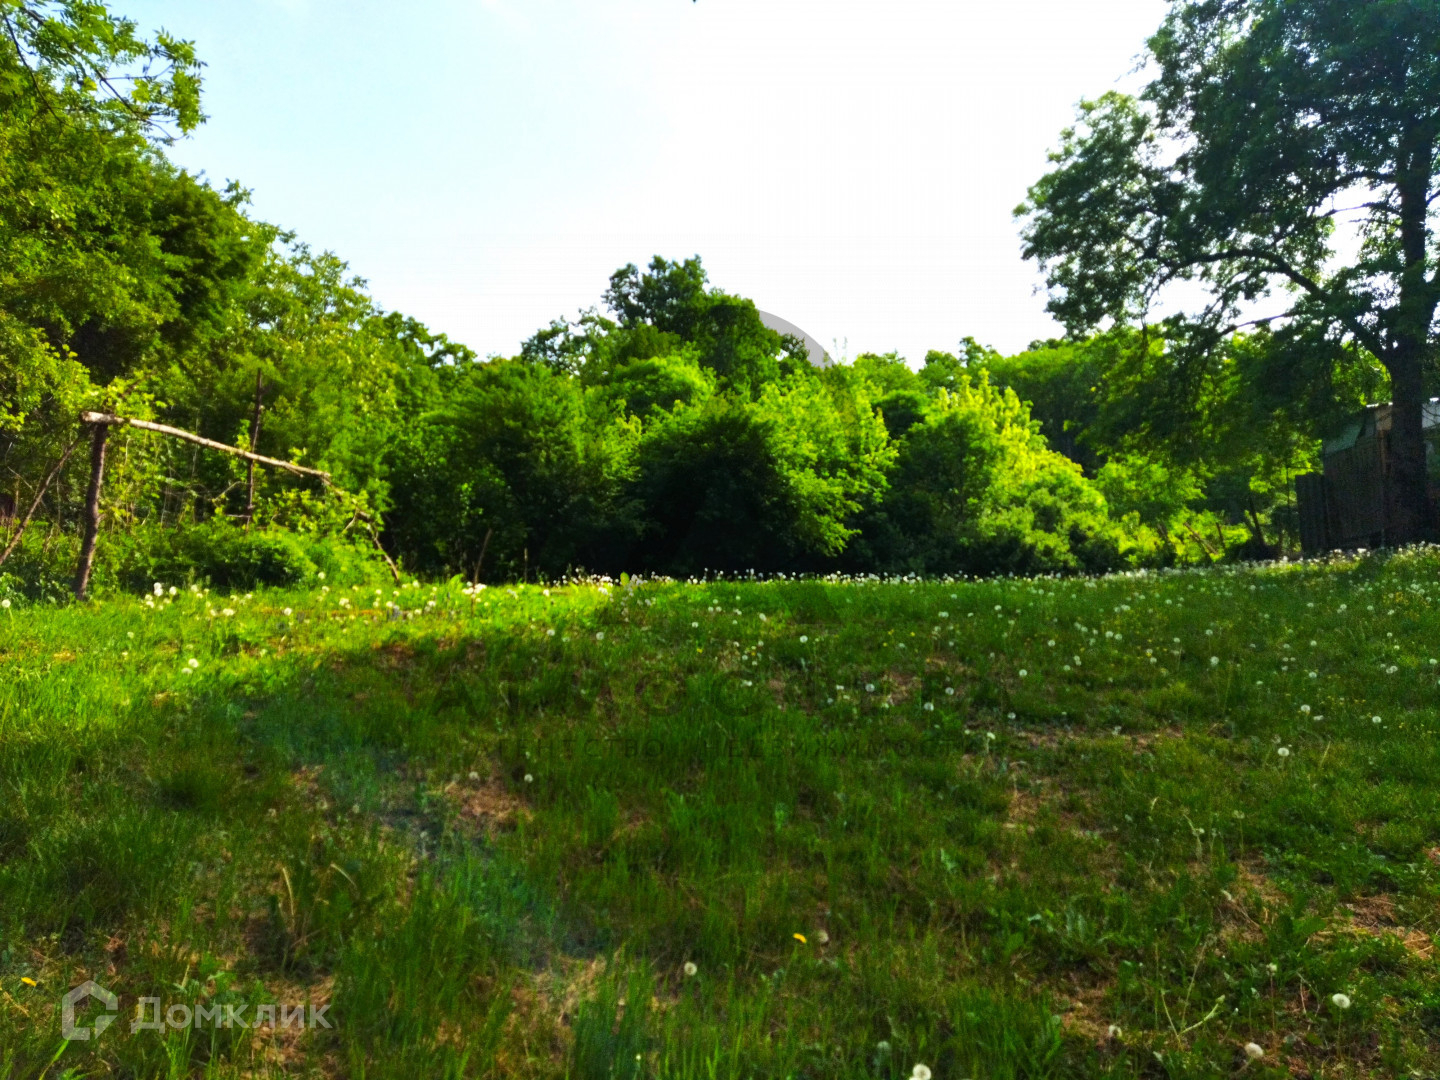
[3,550,1440,1079]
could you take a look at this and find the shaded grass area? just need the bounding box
[2,551,1440,1077]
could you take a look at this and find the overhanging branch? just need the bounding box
[1174,247,1387,359]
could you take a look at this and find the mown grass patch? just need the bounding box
[2,552,1440,1077]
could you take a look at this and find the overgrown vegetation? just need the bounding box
[3,552,1440,1077]
[3,1,1438,1073]
[3,2,1398,596]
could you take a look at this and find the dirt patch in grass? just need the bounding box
[1215,860,1290,945]
[453,772,531,836]
[246,974,335,1070]
[370,640,418,671]
[884,669,920,705]
[1058,975,1120,1045]
[1235,860,1289,910]
[1342,895,1434,959]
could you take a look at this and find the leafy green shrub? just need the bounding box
[0,519,391,600]
[850,374,1148,575]
[106,521,320,591]
[625,377,892,575]
[0,531,82,606]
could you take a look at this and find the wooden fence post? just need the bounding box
[73,421,110,601]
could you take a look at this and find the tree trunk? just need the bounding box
[1384,347,1432,545]
[73,423,110,601]
[1386,130,1438,546]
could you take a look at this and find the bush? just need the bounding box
[849,375,1146,576]
[0,520,392,600]
[104,521,319,591]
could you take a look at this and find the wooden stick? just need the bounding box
[73,423,110,600]
[1182,519,1217,560]
[363,519,402,584]
[243,371,265,526]
[80,412,330,481]
[0,435,81,569]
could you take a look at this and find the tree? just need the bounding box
[385,359,637,580]
[1,0,202,138]
[843,368,1133,575]
[602,257,789,395]
[1019,0,1440,542]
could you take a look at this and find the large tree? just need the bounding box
[1019,0,1440,542]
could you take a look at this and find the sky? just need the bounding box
[125,0,1169,364]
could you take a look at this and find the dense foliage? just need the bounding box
[1018,0,1440,542]
[2,0,1416,595]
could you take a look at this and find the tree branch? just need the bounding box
[0,434,80,568]
[1174,247,1387,358]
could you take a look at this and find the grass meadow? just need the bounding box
[3,551,1440,1078]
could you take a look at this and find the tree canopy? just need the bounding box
[1019,0,1440,540]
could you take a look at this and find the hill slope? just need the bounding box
[2,552,1438,1078]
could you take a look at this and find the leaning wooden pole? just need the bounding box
[79,413,332,481]
[73,422,110,601]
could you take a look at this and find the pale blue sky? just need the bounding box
[125,0,1166,362]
